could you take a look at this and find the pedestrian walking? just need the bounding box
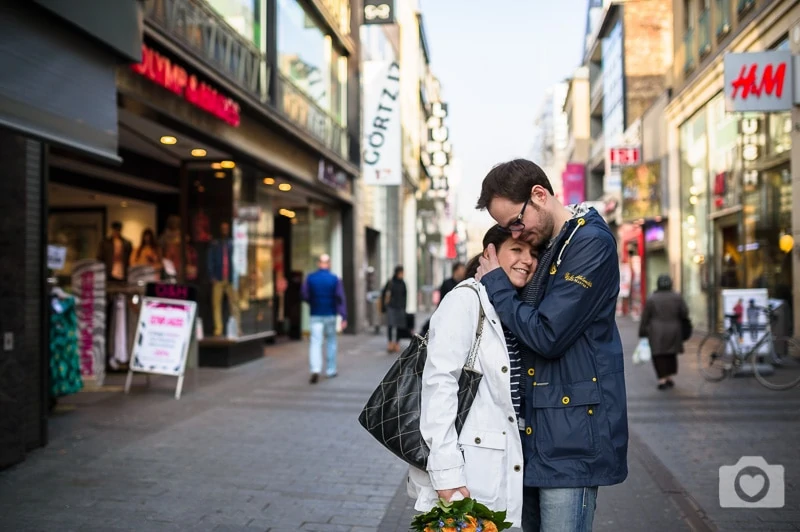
[733,298,744,339]
[301,254,347,384]
[474,159,628,532]
[638,275,691,390]
[382,265,407,354]
[407,225,537,528]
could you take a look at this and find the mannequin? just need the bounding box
[208,222,241,337]
[97,221,132,283]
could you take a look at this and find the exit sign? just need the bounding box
[609,147,641,168]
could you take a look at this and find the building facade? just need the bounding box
[2,0,366,468]
[666,0,799,333]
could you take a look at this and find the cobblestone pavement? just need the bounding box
[0,317,798,531]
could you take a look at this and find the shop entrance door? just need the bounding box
[713,213,743,329]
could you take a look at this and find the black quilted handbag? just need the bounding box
[357,285,486,470]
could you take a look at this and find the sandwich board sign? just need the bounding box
[125,297,196,399]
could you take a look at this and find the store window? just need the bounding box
[188,164,275,338]
[207,0,260,45]
[707,93,739,212]
[330,47,348,126]
[680,107,710,330]
[278,0,330,109]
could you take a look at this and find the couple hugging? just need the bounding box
[408,159,628,532]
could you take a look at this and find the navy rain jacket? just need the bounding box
[480,207,628,488]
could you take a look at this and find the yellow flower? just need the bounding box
[479,519,499,532]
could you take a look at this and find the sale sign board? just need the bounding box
[125,297,196,399]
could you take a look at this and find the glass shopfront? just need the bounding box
[207,0,259,44]
[277,0,347,120]
[679,93,794,331]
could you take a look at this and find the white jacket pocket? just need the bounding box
[457,426,506,505]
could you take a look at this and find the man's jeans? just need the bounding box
[522,486,598,532]
[309,315,338,376]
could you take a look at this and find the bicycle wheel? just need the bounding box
[752,336,800,391]
[697,333,733,382]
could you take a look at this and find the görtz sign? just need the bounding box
[724,51,793,112]
[131,44,241,127]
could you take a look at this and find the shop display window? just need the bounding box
[679,107,710,331]
[187,164,274,338]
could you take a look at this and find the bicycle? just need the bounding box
[697,306,800,390]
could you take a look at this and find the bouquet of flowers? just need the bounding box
[410,497,513,532]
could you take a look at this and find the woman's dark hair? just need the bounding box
[393,265,404,278]
[136,228,156,259]
[476,159,554,210]
[464,225,523,278]
[656,274,673,291]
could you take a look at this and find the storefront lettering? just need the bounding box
[132,44,241,127]
[363,62,400,166]
[150,315,185,327]
[730,62,787,100]
[740,117,763,162]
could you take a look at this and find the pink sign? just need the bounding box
[562,163,586,205]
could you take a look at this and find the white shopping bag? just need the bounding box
[632,338,652,365]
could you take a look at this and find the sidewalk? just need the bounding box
[0,318,797,531]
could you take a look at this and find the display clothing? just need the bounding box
[208,237,239,337]
[131,246,161,270]
[97,236,133,282]
[211,280,241,337]
[49,295,83,398]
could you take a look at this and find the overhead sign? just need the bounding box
[561,163,586,205]
[608,146,641,169]
[126,297,196,399]
[724,51,792,112]
[363,0,394,24]
[362,61,401,185]
[131,43,241,127]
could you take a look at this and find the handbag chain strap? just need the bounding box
[458,285,486,370]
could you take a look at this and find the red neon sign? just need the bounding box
[131,44,241,127]
[730,62,787,100]
[608,147,640,167]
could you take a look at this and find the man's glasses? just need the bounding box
[500,197,529,233]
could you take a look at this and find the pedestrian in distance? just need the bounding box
[474,158,628,532]
[382,265,407,354]
[419,262,467,337]
[301,254,347,384]
[733,298,745,339]
[407,225,538,528]
[638,275,690,390]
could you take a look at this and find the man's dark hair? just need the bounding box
[451,262,465,275]
[476,159,554,210]
[111,221,123,231]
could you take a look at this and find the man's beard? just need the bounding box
[522,204,555,247]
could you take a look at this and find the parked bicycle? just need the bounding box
[696,306,800,390]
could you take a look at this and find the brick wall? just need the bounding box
[624,0,674,127]
[0,131,45,468]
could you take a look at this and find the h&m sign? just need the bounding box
[724,51,794,112]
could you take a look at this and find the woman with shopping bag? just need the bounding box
[638,275,692,390]
[406,225,538,528]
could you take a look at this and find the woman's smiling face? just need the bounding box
[494,238,537,288]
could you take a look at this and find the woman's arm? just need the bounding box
[419,285,479,492]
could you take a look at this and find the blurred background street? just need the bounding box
[1,318,798,531]
[2,0,800,530]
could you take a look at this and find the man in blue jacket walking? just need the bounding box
[475,159,628,531]
[302,254,348,384]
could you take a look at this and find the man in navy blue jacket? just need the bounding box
[302,254,348,384]
[475,159,628,532]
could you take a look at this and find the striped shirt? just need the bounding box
[503,325,524,420]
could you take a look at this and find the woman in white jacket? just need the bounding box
[408,225,537,527]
